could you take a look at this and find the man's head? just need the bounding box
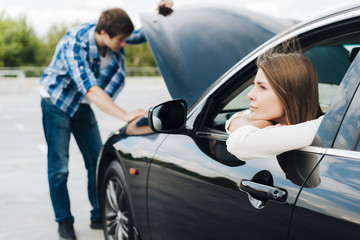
[95,8,134,52]
[95,8,134,38]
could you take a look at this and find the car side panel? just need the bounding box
[147,135,320,239]
[289,57,360,239]
[289,154,360,239]
[110,131,167,240]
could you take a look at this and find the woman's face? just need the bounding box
[247,68,286,124]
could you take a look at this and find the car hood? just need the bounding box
[140,5,294,107]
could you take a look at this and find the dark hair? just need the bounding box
[95,8,134,38]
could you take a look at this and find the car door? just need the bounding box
[148,134,300,240]
[147,88,331,240]
[146,18,360,239]
[145,50,336,240]
[288,52,360,239]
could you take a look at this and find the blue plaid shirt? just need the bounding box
[40,20,146,117]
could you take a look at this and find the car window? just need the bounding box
[211,44,354,132]
[333,86,360,150]
[314,49,360,148]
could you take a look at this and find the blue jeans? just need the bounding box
[41,98,102,223]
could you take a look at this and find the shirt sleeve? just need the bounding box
[226,116,324,161]
[126,27,147,44]
[63,41,98,96]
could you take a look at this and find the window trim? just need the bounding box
[299,146,360,160]
[326,148,360,160]
[299,146,327,155]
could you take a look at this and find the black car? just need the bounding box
[96,4,360,240]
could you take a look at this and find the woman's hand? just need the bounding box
[227,115,273,133]
[227,115,252,133]
[249,120,274,129]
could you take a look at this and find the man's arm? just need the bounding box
[126,28,146,45]
[85,85,147,122]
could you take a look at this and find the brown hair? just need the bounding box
[257,52,323,125]
[95,8,134,38]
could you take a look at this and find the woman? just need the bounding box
[226,52,324,160]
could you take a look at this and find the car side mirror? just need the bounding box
[148,99,187,133]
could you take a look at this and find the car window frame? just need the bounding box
[189,17,360,147]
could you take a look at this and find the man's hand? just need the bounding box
[125,115,153,136]
[158,0,174,9]
[158,0,174,16]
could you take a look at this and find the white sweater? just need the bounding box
[225,112,324,161]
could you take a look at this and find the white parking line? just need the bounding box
[37,144,47,155]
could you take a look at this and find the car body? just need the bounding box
[96,4,360,240]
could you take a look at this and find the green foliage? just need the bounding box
[0,12,157,70]
[125,43,156,67]
[0,12,41,67]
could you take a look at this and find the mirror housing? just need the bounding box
[148,99,187,133]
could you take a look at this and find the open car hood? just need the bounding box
[140,5,293,107]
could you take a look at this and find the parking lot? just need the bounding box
[0,77,171,239]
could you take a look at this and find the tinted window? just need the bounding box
[315,51,360,147]
[334,86,360,150]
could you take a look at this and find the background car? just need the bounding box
[96,3,360,240]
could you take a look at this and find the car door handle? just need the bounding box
[240,180,287,202]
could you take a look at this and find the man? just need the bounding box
[40,1,173,239]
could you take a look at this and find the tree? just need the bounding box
[125,43,157,67]
[0,12,157,71]
[0,12,41,66]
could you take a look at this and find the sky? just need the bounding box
[0,0,358,37]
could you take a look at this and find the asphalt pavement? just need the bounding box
[0,77,171,240]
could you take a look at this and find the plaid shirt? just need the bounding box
[40,20,146,117]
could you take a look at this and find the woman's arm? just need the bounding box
[227,116,273,132]
[226,112,273,133]
[226,116,323,161]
